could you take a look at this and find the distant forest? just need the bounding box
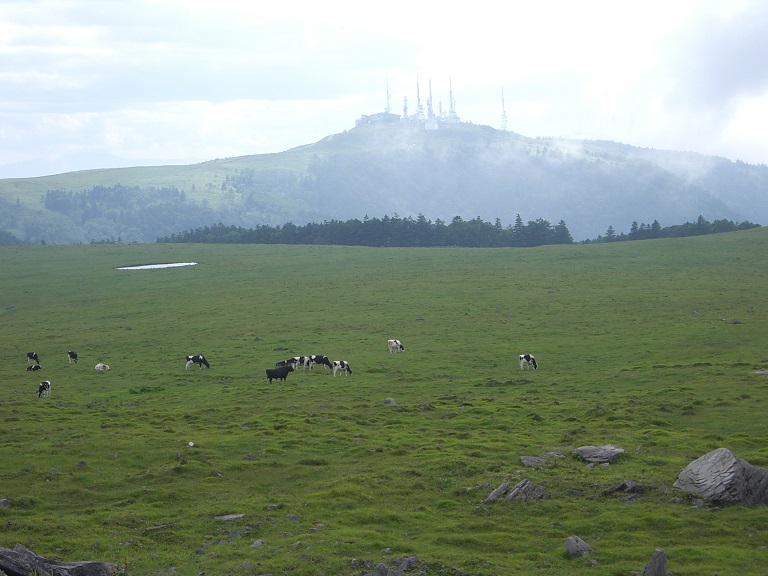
[155,215,759,247]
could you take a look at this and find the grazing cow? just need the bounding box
[26,364,42,372]
[332,360,352,377]
[519,353,538,370]
[309,355,333,370]
[185,354,210,369]
[95,363,110,371]
[27,352,40,365]
[37,380,51,398]
[266,365,294,384]
[387,339,405,353]
[67,350,78,364]
[276,356,309,369]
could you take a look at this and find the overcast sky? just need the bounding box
[2,0,767,177]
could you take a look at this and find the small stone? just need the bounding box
[564,535,592,558]
[520,456,546,467]
[214,513,245,521]
[642,548,667,576]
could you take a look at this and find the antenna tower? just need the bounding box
[448,78,459,122]
[427,79,435,119]
[501,88,508,131]
[415,77,425,120]
[385,78,392,113]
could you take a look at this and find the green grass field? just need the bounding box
[1,231,767,575]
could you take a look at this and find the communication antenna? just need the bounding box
[448,77,459,122]
[501,87,508,131]
[386,77,392,113]
[449,78,456,118]
[416,77,425,120]
[427,79,435,119]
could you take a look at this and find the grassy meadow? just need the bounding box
[1,230,767,575]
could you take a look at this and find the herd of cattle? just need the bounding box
[25,341,539,399]
[265,355,353,384]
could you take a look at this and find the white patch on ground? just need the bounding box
[116,262,198,270]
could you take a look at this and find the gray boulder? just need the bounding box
[673,447,768,505]
[0,544,119,576]
[573,444,625,464]
[520,456,546,467]
[506,479,546,502]
[642,549,667,576]
[564,535,592,558]
[483,482,510,504]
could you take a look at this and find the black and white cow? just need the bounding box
[266,365,294,384]
[310,355,333,370]
[332,360,352,377]
[26,352,40,365]
[275,357,305,369]
[387,339,405,353]
[37,380,51,398]
[185,354,210,369]
[95,363,110,371]
[67,350,79,364]
[519,353,538,370]
[26,364,42,372]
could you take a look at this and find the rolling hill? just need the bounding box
[1,121,766,244]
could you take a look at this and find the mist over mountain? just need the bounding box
[0,121,765,244]
[0,152,203,179]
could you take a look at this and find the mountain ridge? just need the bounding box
[0,121,765,243]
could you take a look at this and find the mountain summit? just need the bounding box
[0,122,765,244]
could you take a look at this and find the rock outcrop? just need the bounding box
[642,549,667,576]
[564,535,592,558]
[0,544,119,576]
[572,444,625,464]
[673,448,768,505]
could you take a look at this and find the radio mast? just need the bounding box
[501,88,508,131]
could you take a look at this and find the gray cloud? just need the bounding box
[667,3,768,107]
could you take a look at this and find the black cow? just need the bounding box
[37,380,51,398]
[519,353,538,370]
[266,365,294,384]
[67,350,78,364]
[27,352,40,365]
[26,364,42,372]
[185,354,210,369]
[310,355,333,370]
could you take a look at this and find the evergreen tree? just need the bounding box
[511,214,525,247]
[552,220,574,244]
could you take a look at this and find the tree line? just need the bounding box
[158,214,574,247]
[157,214,759,248]
[597,216,759,243]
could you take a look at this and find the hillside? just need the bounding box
[1,121,766,243]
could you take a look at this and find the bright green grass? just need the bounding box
[1,230,768,575]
